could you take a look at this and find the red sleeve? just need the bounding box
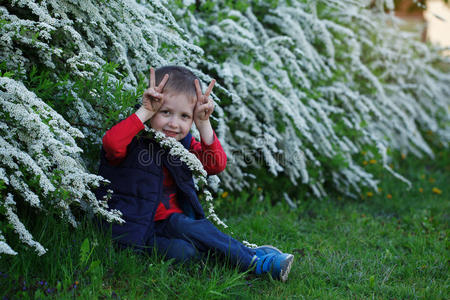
[102,113,144,165]
[189,132,227,175]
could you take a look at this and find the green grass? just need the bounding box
[1,149,449,299]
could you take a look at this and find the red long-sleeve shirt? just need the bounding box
[102,113,227,220]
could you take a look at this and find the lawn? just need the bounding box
[1,149,448,299]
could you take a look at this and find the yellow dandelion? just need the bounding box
[419,188,423,193]
[387,194,392,199]
[420,174,425,179]
[378,187,383,192]
[361,151,367,155]
[401,153,406,160]
[257,187,262,192]
[363,160,368,166]
[366,191,373,197]
[432,187,442,195]
[221,191,229,198]
[369,159,377,164]
[428,178,435,183]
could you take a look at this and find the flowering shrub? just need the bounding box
[0,0,449,255]
[0,76,123,255]
[0,0,201,255]
[172,0,450,196]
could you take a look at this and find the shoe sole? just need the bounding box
[280,254,294,282]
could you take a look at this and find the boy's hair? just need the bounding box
[154,66,200,100]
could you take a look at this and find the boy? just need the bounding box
[96,66,294,281]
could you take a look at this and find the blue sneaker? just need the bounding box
[253,252,294,282]
[254,245,282,257]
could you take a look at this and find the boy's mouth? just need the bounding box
[163,130,178,138]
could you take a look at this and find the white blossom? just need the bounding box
[0,231,17,256]
[4,194,47,255]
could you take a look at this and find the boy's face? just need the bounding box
[150,91,196,141]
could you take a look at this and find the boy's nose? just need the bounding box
[167,119,178,128]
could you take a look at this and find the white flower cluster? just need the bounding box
[0,230,18,256]
[173,0,449,198]
[0,77,123,256]
[4,193,47,256]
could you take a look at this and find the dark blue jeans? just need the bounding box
[151,213,255,270]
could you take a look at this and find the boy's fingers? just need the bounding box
[151,97,164,110]
[145,89,161,99]
[194,79,203,101]
[143,90,151,100]
[150,67,155,88]
[152,92,162,99]
[204,79,216,99]
[198,102,214,115]
[157,74,169,91]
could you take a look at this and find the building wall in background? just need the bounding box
[424,0,450,55]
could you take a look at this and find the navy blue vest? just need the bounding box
[96,132,205,248]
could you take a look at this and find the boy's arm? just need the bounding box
[190,131,227,175]
[193,79,215,145]
[191,78,226,174]
[102,113,144,165]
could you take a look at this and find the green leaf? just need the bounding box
[80,238,90,265]
[369,275,375,288]
[88,260,101,274]
[1,72,13,78]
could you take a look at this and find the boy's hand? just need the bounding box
[194,79,215,123]
[142,67,169,114]
[194,79,216,145]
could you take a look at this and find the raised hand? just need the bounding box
[142,67,169,114]
[194,79,216,123]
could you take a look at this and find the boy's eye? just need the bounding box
[182,114,191,119]
[160,110,170,115]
